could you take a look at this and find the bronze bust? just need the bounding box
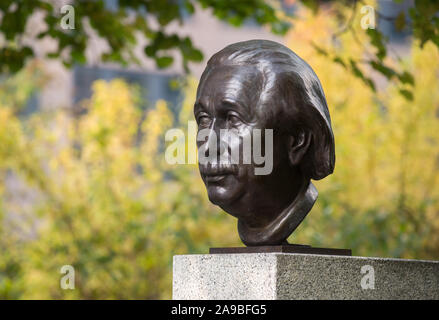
[194,40,335,247]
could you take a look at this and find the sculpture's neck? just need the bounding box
[237,180,318,246]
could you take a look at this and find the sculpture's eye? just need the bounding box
[226,112,242,127]
[197,114,212,127]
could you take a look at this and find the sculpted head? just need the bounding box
[194,40,335,246]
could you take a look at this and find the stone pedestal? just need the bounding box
[172,253,439,299]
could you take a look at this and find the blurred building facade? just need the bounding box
[28,1,285,113]
[23,0,413,114]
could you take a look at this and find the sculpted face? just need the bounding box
[195,64,306,230]
[194,40,335,246]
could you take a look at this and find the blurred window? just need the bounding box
[73,66,181,114]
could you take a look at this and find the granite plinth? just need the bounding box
[172,253,439,300]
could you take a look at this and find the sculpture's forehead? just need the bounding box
[196,64,263,110]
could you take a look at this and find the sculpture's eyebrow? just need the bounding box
[220,98,251,118]
[194,101,208,115]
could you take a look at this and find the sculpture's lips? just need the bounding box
[199,163,238,180]
[204,174,228,182]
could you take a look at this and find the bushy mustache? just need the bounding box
[199,162,239,175]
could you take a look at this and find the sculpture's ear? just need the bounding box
[287,130,312,166]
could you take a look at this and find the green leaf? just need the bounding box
[350,59,376,91]
[398,71,415,86]
[311,42,328,56]
[184,0,195,14]
[301,0,319,14]
[144,46,156,57]
[46,52,60,59]
[369,60,396,80]
[399,88,413,101]
[366,29,387,61]
[394,11,406,31]
[156,56,174,68]
[271,21,291,35]
[333,56,346,68]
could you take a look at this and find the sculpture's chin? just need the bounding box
[206,185,240,209]
[204,174,245,211]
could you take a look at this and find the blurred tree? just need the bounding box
[285,4,439,260]
[1,1,439,300]
[0,62,47,299]
[0,0,290,73]
[0,0,438,96]
[0,74,239,299]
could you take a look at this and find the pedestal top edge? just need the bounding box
[173,253,439,264]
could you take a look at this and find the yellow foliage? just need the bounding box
[1,2,439,299]
[0,73,240,299]
[285,4,439,258]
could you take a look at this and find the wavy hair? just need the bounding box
[200,39,335,180]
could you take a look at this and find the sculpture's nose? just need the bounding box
[205,119,222,159]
